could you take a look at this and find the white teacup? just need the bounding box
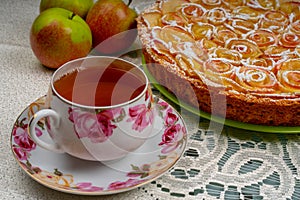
[28,56,156,161]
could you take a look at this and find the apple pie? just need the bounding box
[137,0,300,126]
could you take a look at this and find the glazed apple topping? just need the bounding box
[180,3,205,22]
[229,18,256,34]
[290,20,300,35]
[263,10,289,25]
[222,0,244,9]
[279,32,300,48]
[246,0,276,10]
[203,59,235,77]
[141,11,162,28]
[158,0,190,14]
[244,57,274,69]
[190,22,215,40]
[161,12,188,27]
[233,6,262,22]
[225,39,263,59]
[233,66,278,93]
[277,59,300,93]
[199,0,221,9]
[175,53,202,77]
[212,26,239,46]
[246,29,278,50]
[209,47,242,65]
[207,8,228,25]
[139,0,300,96]
[259,10,289,34]
[278,2,300,22]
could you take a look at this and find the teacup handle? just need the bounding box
[28,109,65,153]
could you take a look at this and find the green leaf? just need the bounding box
[159,155,167,160]
[142,164,151,171]
[54,168,63,176]
[131,164,140,171]
[141,173,149,179]
[37,121,45,130]
[113,109,126,122]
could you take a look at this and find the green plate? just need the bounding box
[142,58,300,134]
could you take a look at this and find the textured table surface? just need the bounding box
[1,0,300,199]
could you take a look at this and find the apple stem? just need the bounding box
[127,0,133,6]
[69,13,76,20]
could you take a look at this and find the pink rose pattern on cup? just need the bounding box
[127,104,155,132]
[68,90,155,143]
[68,107,120,143]
[12,96,186,194]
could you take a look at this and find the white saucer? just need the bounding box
[10,95,187,195]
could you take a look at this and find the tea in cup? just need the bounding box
[28,56,155,161]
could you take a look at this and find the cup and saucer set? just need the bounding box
[10,56,188,195]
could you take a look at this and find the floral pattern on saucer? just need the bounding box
[11,95,187,195]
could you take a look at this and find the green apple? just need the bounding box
[40,0,94,19]
[30,7,92,69]
[86,0,138,55]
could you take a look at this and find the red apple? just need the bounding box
[86,0,138,55]
[40,0,94,19]
[30,8,92,69]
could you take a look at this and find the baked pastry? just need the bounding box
[137,0,300,126]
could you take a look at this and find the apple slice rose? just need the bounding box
[30,8,92,69]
